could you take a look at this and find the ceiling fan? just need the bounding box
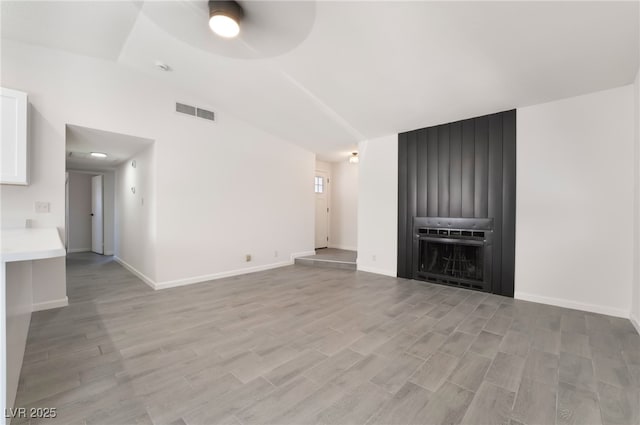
[140,0,317,59]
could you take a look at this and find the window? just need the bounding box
[314,176,324,193]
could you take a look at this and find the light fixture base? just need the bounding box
[208,0,243,38]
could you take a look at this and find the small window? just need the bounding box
[314,176,324,193]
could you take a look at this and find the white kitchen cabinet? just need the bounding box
[1,87,28,185]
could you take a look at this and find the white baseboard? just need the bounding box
[104,251,114,256]
[32,297,68,312]
[290,250,316,260]
[631,313,640,335]
[357,264,397,278]
[115,254,309,291]
[67,248,90,253]
[154,260,296,290]
[514,291,629,318]
[114,256,156,290]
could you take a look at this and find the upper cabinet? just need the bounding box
[1,87,28,185]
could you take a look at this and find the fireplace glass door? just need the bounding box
[418,239,484,283]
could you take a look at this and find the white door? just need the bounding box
[91,175,104,254]
[314,171,329,249]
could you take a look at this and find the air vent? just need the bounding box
[176,102,215,122]
[196,108,215,121]
[176,102,196,116]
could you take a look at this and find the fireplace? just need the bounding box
[413,217,493,292]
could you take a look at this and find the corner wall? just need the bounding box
[115,145,156,283]
[357,134,398,276]
[330,161,358,251]
[632,69,640,330]
[516,85,635,317]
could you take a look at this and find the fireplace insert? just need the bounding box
[413,217,493,292]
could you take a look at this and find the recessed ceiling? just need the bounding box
[4,1,639,162]
[66,124,153,171]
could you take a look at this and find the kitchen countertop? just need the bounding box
[1,228,66,263]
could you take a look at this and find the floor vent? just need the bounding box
[176,102,215,122]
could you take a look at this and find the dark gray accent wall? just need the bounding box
[397,110,516,297]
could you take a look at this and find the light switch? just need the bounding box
[35,201,50,213]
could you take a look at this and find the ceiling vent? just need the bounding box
[196,108,215,121]
[176,102,215,122]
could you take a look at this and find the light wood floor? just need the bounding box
[14,253,640,425]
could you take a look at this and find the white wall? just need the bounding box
[516,85,635,318]
[115,145,157,283]
[1,40,314,291]
[357,134,398,276]
[329,160,358,251]
[67,172,92,252]
[103,171,115,256]
[632,70,640,330]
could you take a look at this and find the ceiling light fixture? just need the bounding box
[90,152,107,158]
[208,0,243,38]
[349,152,359,164]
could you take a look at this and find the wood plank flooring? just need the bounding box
[13,253,640,425]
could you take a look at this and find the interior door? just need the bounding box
[314,171,329,249]
[91,175,104,254]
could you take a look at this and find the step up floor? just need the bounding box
[294,248,357,271]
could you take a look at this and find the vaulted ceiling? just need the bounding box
[3,1,639,161]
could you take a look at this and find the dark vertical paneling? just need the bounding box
[501,110,517,297]
[437,125,450,217]
[461,120,475,217]
[488,113,503,295]
[406,133,418,276]
[427,127,439,217]
[449,122,462,217]
[416,129,428,217]
[474,116,489,218]
[397,109,516,297]
[397,133,408,278]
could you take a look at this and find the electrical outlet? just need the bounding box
[245,254,252,262]
[35,201,50,213]
[372,254,377,262]
[274,250,278,258]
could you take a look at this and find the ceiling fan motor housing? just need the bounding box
[208,1,244,23]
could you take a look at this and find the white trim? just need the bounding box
[290,250,316,260]
[104,251,114,256]
[114,256,156,290]
[154,260,295,290]
[114,252,317,291]
[32,297,68,312]
[514,291,629,318]
[67,248,91,253]
[357,264,397,278]
[631,313,640,335]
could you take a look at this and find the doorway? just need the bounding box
[65,171,110,254]
[314,170,329,249]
